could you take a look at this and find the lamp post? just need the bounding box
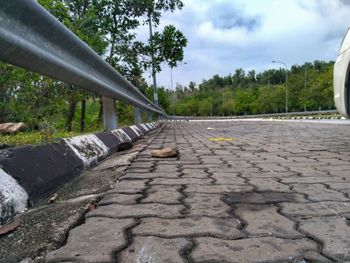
[304,65,307,112]
[210,88,213,117]
[272,60,288,113]
[222,91,224,116]
[170,62,187,117]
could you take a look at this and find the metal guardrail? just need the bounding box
[0,0,166,121]
[174,110,339,120]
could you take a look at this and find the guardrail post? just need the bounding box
[147,111,152,122]
[102,97,117,131]
[134,107,142,125]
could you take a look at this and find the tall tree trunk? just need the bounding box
[66,99,77,132]
[80,98,86,132]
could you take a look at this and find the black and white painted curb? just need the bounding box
[0,122,159,224]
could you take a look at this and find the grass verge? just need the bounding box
[0,130,102,147]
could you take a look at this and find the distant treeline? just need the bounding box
[170,60,335,116]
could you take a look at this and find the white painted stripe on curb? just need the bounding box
[111,129,132,142]
[130,125,143,136]
[145,123,152,129]
[64,134,110,167]
[140,124,149,131]
[0,168,28,222]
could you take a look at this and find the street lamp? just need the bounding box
[304,64,307,112]
[171,62,187,116]
[272,60,288,113]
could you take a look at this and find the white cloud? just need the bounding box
[140,0,350,88]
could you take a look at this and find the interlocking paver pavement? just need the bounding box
[46,121,350,262]
[46,218,135,263]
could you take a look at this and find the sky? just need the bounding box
[139,0,350,89]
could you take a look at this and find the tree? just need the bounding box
[188,81,196,92]
[154,25,187,68]
[38,0,108,131]
[247,70,256,84]
[232,68,245,87]
[130,0,186,104]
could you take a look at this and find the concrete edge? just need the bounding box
[0,122,160,224]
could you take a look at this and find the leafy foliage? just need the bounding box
[172,61,335,116]
[0,0,184,139]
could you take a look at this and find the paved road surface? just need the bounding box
[46,121,350,262]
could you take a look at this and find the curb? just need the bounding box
[0,122,159,224]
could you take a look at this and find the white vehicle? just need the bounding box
[334,28,350,118]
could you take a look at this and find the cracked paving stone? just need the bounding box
[181,169,207,174]
[181,172,210,179]
[181,164,224,169]
[324,182,350,190]
[121,172,181,179]
[143,185,182,204]
[212,150,234,155]
[316,165,350,172]
[118,236,189,263]
[280,201,350,217]
[223,161,253,168]
[254,163,290,172]
[133,217,243,239]
[184,193,232,217]
[87,203,184,218]
[287,167,331,176]
[211,174,246,185]
[235,204,303,238]
[185,184,253,194]
[329,170,350,178]
[286,156,319,163]
[46,218,134,263]
[299,216,350,261]
[154,164,180,169]
[108,179,148,194]
[342,189,350,196]
[224,191,307,204]
[126,168,153,173]
[209,167,261,173]
[291,183,349,202]
[201,157,226,163]
[315,158,350,165]
[281,176,345,184]
[99,193,143,205]
[128,162,155,169]
[191,237,327,263]
[248,178,291,192]
[240,171,297,178]
[150,178,213,185]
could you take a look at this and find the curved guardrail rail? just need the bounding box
[0,0,166,117]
